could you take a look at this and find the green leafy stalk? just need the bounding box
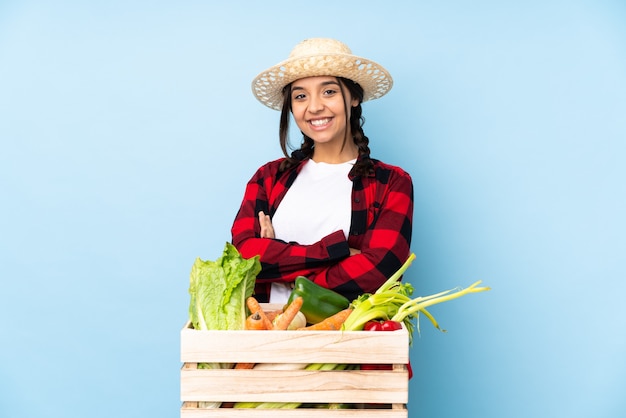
[341,253,490,344]
[188,242,261,404]
[375,253,417,294]
[234,363,348,409]
[392,280,490,324]
[232,402,262,409]
[188,242,260,331]
[342,293,410,331]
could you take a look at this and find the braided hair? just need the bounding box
[278,77,374,177]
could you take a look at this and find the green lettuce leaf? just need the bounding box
[188,242,260,331]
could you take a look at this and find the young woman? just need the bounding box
[231,38,413,303]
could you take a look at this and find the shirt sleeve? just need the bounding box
[231,162,351,281]
[311,167,414,301]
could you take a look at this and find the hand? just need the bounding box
[258,211,275,239]
[349,247,361,256]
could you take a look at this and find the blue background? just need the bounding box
[1,1,625,417]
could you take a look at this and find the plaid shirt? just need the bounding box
[231,156,413,301]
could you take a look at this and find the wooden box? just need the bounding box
[180,305,410,417]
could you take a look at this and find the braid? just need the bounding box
[349,101,375,177]
[340,78,374,177]
[300,136,315,158]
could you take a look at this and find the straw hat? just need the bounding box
[252,38,393,110]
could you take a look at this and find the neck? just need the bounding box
[312,140,358,164]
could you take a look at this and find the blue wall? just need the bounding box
[1,1,624,417]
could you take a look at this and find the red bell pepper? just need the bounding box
[361,320,413,379]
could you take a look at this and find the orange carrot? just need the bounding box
[235,311,268,370]
[234,362,255,369]
[273,296,303,330]
[246,297,274,330]
[297,308,354,331]
[245,312,267,330]
[265,309,282,323]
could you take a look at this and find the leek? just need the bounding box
[232,363,347,409]
[342,253,490,344]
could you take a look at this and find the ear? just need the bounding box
[351,97,360,107]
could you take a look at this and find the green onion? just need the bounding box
[342,253,490,345]
[233,362,347,409]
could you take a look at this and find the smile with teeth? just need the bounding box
[310,118,332,127]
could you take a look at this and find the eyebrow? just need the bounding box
[291,80,341,92]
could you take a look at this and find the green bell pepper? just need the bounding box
[287,276,351,324]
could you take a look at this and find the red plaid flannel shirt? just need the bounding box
[231,156,413,301]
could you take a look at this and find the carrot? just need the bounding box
[235,311,268,370]
[234,362,255,369]
[265,309,282,323]
[245,312,267,330]
[297,308,354,331]
[246,297,274,330]
[273,296,303,330]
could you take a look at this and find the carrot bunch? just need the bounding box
[234,296,305,370]
[245,296,304,331]
[296,308,353,331]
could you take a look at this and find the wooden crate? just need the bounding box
[180,305,410,417]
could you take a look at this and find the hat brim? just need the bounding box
[252,52,393,110]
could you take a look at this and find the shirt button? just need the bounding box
[354,198,360,203]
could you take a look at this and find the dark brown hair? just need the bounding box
[278,77,374,176]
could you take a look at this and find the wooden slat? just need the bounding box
[180,321,409,364]
[180,368,408,404]
[180,405,407,418]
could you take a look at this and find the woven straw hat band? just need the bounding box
[252,38,393,110]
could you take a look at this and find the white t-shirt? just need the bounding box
[269,158,355,303]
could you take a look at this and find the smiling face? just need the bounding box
[289,76,359,155]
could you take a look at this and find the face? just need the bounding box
[289,76,359,147]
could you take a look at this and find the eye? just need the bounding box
[323,88,338,96]
[292,92,306,101]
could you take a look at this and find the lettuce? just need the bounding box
[188,242,260,331]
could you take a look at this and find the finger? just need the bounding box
[258,211,271,238]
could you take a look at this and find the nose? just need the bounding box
[308,94,324,113]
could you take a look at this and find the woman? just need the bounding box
[231,38,413,303]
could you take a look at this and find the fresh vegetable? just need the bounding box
[245,312,267,330]
[235,299,305,370]
[195,250,489,411]
[361,320,413,379]
[235,312,269,370]
[187,242,261,408]
[233,363,349,410]
[328,403,351,409]
[273,310,306,330]
[188,242,260,332]
[234,362,256,369]
[297,308,353,331]
[341,253,491,344]
[364,319,403,332]
[272,296,304,330]
[287,276,350,324]
[245,296,274,330]
[284,311,307,330]
[248,362,308,371]
[265,310,281,323]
